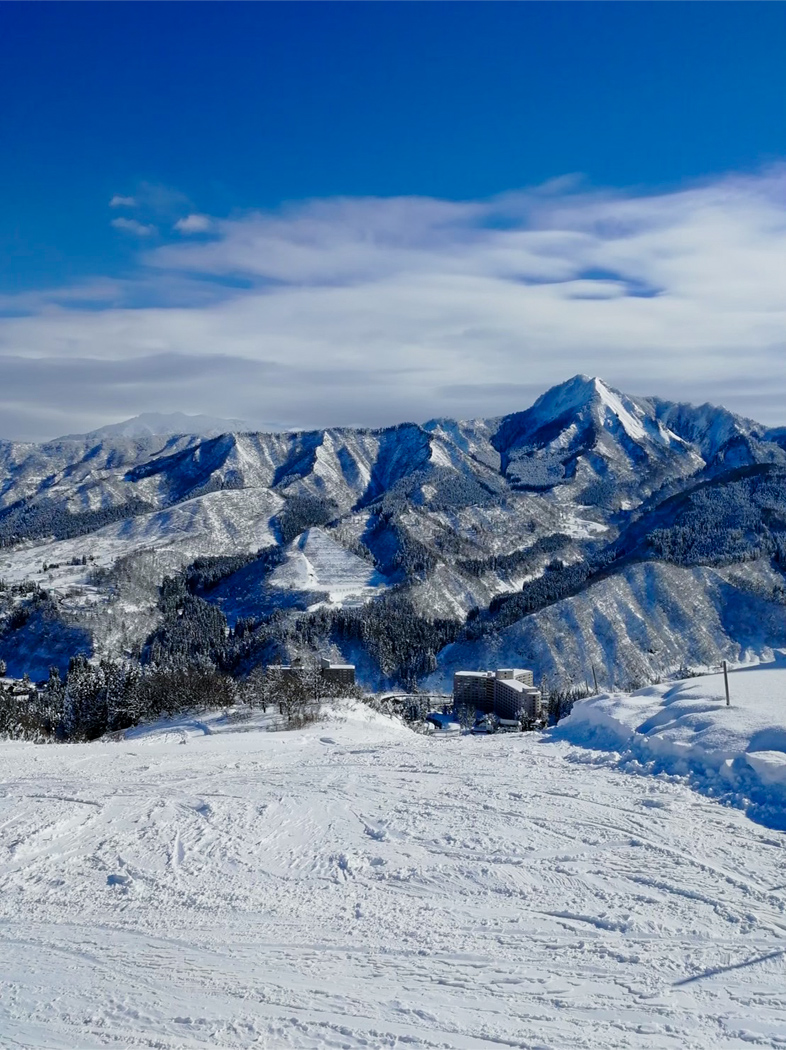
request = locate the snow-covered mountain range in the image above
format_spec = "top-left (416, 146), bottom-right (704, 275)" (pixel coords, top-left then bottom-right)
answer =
top-left (2, 375), bottom-right (786, 687)
top-left (58, 411), bottom-right (251, 442)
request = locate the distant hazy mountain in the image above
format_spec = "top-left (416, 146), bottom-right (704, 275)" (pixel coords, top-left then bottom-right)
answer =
top-left (2, 376), bottom-right (786, 688)
top-left (62, 411), bottom-right (251, 441)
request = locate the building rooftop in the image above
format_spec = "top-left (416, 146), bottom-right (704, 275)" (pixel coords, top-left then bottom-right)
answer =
top-left (494, 678), bottom-right (539, 694)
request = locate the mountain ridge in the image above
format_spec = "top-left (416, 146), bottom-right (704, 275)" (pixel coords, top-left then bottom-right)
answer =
top-left (57, 411), bottom-right (252, 442)
top-left (2, 375), bottom-right (785, 690)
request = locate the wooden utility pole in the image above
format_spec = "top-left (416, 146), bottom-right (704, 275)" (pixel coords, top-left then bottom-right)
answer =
top-left (591, 663), bottom-right (599, 695)
top-left (722, 660), bottom-right (730, 706)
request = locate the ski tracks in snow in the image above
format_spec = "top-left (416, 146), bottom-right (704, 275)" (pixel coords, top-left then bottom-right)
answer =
top-left (0, 721), bottom-right (785, 1047)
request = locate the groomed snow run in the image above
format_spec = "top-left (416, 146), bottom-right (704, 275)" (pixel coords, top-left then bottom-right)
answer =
top-left (2, 701), bottom-right (786, 1048)
top-left (269, 528), bottom-right (387, 606)
top-left (553, 655), bottom-right (786, 831)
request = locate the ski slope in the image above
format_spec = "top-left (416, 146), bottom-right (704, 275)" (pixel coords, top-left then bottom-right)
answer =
top-left (2, 703), bottom-right (786, 1048)
top-left (269, 527), bottom-right (388, 606)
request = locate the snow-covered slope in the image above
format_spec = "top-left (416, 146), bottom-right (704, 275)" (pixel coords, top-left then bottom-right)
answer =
top-left (2, 706), bottom-right (786, 1047)
top-left (553, 656), bottom-right (786, 827)
top-left (269, 527), bottom-right (388, 606)
top-left (642, 396), bottom-right (784, 471)
top-left (428, 559), bottom-right (786, 692)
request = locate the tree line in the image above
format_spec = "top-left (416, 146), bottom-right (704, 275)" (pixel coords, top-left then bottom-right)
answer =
top-left (0, 496), bottom-right (153, 548)
top-left (0, 651), bottom-right (365, 743)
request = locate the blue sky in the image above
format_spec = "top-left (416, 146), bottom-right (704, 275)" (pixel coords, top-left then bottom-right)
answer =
top-left (1, 2), bottom-right (785, 438)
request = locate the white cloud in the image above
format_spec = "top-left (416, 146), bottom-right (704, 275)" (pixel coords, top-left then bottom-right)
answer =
top-left (134, 181), bottom-right (191, 215)
top-left (110, 217), bottom-right (157, 237)
top-left (174, 214), bottom-right (213, 234)
top-left (109, 195), bottom-right (137, 208)
top-left (4, 166), bottom-right (786, 439)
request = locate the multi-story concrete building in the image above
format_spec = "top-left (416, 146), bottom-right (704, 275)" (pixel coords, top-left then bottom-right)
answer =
top-left (453, 670), bottom-right (495, 711)
top-left (320, 656), bottom-right (356, 688)
top-left (453, 667), bottom-right (540, 721)
top-left (493, 676), bottom-right (540, 721)
top-left (267, 656), bottom-right (355, 688)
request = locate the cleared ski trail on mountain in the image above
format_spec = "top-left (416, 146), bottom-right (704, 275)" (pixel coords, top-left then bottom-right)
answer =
top-left (2, 706), bottom-right (785, 1049)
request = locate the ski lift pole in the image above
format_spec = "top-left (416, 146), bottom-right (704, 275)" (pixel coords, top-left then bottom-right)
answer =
top-left (722, 660), bottom-right (730, 706)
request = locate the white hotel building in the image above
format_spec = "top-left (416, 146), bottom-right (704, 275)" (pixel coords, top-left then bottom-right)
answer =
top-left (453, 667), bottom-right (541, 721)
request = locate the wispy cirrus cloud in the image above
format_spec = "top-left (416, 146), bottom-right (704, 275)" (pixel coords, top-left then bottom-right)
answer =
top-left (108, 183), bottom-right (195, 241)
top-left (3, 166), bottom-right (786, 439)
top-left (110, 217), bottom-right (157, 237)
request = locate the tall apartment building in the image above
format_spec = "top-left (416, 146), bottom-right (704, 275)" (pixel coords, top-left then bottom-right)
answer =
top-left (493, 675), bottom-right (540, 720)
top-left (453, 670), bottom-right (496, 711)
top-left (453, 667), bottom-right (540, 720)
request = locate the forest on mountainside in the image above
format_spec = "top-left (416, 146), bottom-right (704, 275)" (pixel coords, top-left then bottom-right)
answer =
top-left (4, 377), bottom-right (786, 725)
top-left (4, 463), bottom-right (786, 707)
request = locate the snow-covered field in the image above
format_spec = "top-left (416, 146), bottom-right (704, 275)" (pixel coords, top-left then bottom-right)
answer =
top-left (3, 695), bottom-right (786, 1049)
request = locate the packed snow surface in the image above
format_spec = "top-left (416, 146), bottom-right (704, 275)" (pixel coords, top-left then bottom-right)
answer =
top-left (554, 657), bottom-right (786, 827)
top-left (2, 701), bottom-right (786, 1048)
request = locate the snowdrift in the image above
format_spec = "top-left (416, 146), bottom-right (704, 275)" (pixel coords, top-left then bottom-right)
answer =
top-left (552, 655), bottom-right (786, 828)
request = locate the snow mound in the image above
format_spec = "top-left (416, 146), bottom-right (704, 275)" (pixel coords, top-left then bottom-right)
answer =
top-left (552, 656), bottom-right (786, 828)
top-left (124, 698), bottom-right (409, 746)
